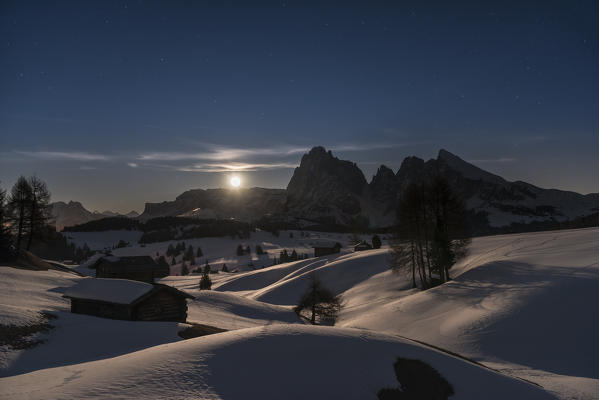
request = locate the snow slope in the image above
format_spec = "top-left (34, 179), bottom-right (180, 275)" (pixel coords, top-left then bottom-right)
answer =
top-left (3, 227), bottom-right (597, 399)
top-left (335, 228), bottom-right (599, 399)
top-left (0, 325), bottom-right (554, 400)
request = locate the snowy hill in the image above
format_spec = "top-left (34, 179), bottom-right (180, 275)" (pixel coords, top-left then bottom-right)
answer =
top-left (2, 228), bottom-right (598, 399)
top-left (0, 324), bottom-right (554, 400)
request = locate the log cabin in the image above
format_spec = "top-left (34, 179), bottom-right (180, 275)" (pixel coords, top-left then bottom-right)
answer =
top-left (63, 278), bottom-right (194, 322)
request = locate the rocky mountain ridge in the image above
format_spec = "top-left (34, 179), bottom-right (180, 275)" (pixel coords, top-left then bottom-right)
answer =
top-left (61, 146), bottom-right (599, 233)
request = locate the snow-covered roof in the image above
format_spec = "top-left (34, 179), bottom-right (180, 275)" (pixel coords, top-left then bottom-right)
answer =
top-left (63, 278), bottom-right (153, 304)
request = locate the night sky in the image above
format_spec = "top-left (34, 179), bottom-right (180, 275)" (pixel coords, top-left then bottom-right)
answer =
top-left (1, 1), bottom-right (598, 213)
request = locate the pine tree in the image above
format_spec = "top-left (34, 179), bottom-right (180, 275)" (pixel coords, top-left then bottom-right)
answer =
top-left (181, 262), bottom-right (189, 276)
top-left (245, 245), bottom-right (251, 254)
top-left (203, 259), bottom-right (211, 274)
top-left (184, 245), bottom-right (195, 265)
top-left (280, 249), bottom-right (289, 263)
top-left (166, 244), bottom-right (175, 257)
top-left (171, 256), bottom-right (177, 266)
top-left (196, 246), bottom-right (203, 257)
top-left (0, 182), bottom-right (15, 260)
top-left (372, 234), bottom-right (382, 249)
top-left (291, 249), bottom-right (298, 261)
top-left (255, 244), bottom-right (264, 255)
top-left (236, 244), bottom-right (244, 256)
top-left (199, 271), bottom-right (212, 290)
top-left (221, 263), bottom-right (228, 272)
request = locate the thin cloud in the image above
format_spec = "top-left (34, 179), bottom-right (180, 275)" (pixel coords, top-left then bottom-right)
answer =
top-left (127, 163), bottom-right (138, 168)
top-left (177, 162), bottom-right (298, 173)
top-left (15, 150), bottom-right (111, 161)
top-left (138, 144), bottom-right (308, 162)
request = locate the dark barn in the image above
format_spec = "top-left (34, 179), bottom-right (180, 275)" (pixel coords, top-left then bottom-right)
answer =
top-left (312, 241), bottom-right (342, 257)
top-left (63, 278), bottom-right (194, 322)
top-left (91, 255), bottom-right (170, 283)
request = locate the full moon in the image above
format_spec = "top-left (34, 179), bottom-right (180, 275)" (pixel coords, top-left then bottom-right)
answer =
top-left (230, 176), bottom-right (241, 188)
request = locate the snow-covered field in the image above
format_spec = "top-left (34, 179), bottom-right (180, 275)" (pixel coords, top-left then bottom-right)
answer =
top-left (2, 227), bottom-right (598, 399)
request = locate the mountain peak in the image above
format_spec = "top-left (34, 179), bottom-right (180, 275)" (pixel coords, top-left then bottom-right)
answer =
top-left (436, 149), bottom-right (505, 184)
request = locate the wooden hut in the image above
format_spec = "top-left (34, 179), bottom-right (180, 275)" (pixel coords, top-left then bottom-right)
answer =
top-left (91, 255), bottom-right (169, 283)
top-left (312, 240), bottom-right (342, 257)
top-left (63, 278), bottom-right (194, 322)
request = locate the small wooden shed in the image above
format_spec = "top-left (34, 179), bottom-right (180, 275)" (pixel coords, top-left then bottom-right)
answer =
top-left (91, 255), bottom-right (169, 283)
top-left (353, 241), bottom-right (373, 252)
top-left (63, 278), bottom-right (194, 322)
top-left (312, 241), bottom-right (342, 257)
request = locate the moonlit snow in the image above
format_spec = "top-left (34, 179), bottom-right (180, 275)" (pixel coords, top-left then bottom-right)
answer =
top-left (1, 227), bottom-right (598, 399)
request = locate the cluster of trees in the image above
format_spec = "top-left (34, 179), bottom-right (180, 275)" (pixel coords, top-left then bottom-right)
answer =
top-left (391, 177), bottom-right (471, 290)
top-left (138, 218), bottom-right (251, 243)
top-left (278, 249), bottom-right (309, 263)
top-left (0, 177), bottom-right (53, 260)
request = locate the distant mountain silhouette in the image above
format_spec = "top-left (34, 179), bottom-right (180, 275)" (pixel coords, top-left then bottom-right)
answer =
top-left (50, 201), bottom-right (139, 231)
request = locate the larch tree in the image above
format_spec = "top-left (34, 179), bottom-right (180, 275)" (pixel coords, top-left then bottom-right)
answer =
top-left (8, 176), bottom-right (32, 251)
top-left (25, 176), bottom-right (52, 250)
top-left (294, 274), bottom-right (342, 325)
top-left (391, 178), bottom-right (470, 290)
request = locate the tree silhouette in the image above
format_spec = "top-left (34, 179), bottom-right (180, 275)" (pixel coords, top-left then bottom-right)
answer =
top-left (294, 274), bottom-right (342, 325)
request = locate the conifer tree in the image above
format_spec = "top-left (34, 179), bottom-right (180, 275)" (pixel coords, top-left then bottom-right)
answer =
top-left (236, 244), bottom-right (244, 256)
top-left (372, 234), bottom-right (382, 249)
top-left (199, 271), bottom-right (212, 290)
top-left (0, 183), bottom-right (14, 260)
top-left (25, 176), bottom-right (51, 250)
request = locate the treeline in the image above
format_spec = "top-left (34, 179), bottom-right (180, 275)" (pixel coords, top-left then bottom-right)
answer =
top-left (139, 218), bottom-right (251, 243)
top-left (63, 215), bottom-right (252, 243)
top-left (63, 217), bottom-right (140, 232)
top-left (474, 211), bottom-right (599, 236)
